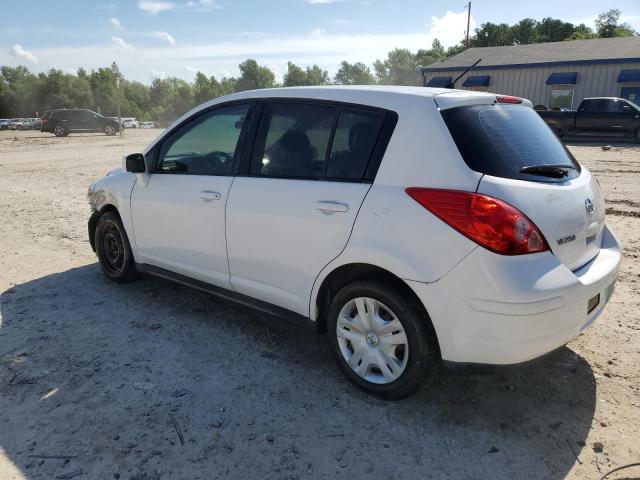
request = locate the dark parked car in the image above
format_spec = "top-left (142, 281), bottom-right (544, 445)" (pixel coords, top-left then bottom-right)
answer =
top-left (539, 97), bottom-right (640, 140)
top-left (41, 109), bottom-right (120, 137)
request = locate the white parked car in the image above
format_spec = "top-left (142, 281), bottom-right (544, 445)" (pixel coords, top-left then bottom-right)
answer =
top-left (88, 86), bottom-right (621, 399)
top-left (122, 118), bottom-right (139, 129)
top-left (139, 121), bottom-right (155, 129)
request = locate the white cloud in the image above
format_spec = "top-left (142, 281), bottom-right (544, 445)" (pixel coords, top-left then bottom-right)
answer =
top-left (307, 0), bottom-right (346, 3)
top-left (9, 44), bottom-right (38, 64)
top-left (310, 28), bottom-right (325, 36)
top-left (110, 17), bottom-right (123, 30)
top-left (151, 69), bottom-right (167, 79)
top-left (187, 0), bottom-right (219, 11)
top-left (137, 0), bottom-right (175, 14)
top-left (151, 30), bottom-right (177, 45)
top-left (427, 10), bottom-right (475, 47)
top-left (1, 12), bottom-right (474, 83)
top-left (112, 36), bottom-right (135, 52)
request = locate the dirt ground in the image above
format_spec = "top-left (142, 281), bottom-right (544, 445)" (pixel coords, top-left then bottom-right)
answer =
top-left (0, 129), bottom-right (638, 480)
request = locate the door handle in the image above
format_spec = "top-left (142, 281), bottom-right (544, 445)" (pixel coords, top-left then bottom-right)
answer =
top-left (316, 201), bottom-right (349, 215)
top-left (200, 190), bottom-right (222, 202)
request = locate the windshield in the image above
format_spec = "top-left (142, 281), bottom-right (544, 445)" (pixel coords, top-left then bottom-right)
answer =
top-left (441, 104), bottom-right (581, 183)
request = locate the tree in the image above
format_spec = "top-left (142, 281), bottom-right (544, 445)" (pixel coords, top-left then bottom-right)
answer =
top-left (511, 18), bottom-right (538, 44)
top-left (193, 71), bottom-right (221, 104)
top-left (373, 48), bottom-right (421, 86)
top-left (304, 65), bottom-right (329, 86)
top-left (236, 59), bottom-right (275, 91)
top-left (88, 68), bottom-right (119, 116)
top-left (536, 17), bottom-right (575, 43)
top-left (595, 9), bottom-right (636, 38)
top-left (283, 62), bottom-right (329, 86)
top-left (283, 62), bottom-right (306, 87)
top-left (471, 22), bottom-right (513, 47)
top-left (429, 39), bottom-right (446, 61)
top-left (571, 23), bottom-right (597, 40)
top-left (334, 61), bottom-right (375, 85)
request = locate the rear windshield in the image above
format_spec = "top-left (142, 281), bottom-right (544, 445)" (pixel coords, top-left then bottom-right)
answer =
top-left (441, 104), bottom-right (580, 182)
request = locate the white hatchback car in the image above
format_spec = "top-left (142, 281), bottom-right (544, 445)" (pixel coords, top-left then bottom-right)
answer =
top-left (88, 86), bottom-right (621, 399)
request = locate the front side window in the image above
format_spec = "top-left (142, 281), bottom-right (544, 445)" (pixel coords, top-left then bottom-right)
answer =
top-left (157, 104), bottom-right (249, 175)
top-left (250, 103), bottom-right (335, 178)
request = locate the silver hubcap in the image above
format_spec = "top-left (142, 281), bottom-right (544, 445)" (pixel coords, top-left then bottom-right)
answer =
top-left (54, 126), bottom-right (64, 135)
top-left (336, 297), bottom-right (409, 385)
top-left (106, 126), bottom-right (115, 135)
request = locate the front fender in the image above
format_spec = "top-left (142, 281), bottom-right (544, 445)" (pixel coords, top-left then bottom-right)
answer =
top-left (87, 171), bottom-right (138, 252)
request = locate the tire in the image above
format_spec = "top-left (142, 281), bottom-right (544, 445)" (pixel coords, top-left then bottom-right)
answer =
top-left (105, 124), bottom-right (117, 136)
top-left (53, 125), bottom-right (67, 137)
top-left (326, 281), bottom-right (438, 400)
top-left (95, 211), bottom-right (138, 282)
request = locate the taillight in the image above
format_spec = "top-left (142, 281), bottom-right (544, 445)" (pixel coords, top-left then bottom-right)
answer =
top-left (496, 95), bottom-right (522, 104)
top-left (405, 188), bottom-right (549, 255)
top-left (41, 117), bottom-right (48, 123)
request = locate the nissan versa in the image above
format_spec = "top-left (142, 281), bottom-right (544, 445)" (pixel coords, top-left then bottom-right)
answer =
top-left (87, 86), bottom-right (621, 399)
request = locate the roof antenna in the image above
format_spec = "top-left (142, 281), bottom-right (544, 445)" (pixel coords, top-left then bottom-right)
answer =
top-left (445, 58), bottom-right (482, 89)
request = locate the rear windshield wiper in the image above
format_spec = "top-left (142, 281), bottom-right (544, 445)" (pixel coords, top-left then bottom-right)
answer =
top-left (519, 164), bottom-right (576, 178)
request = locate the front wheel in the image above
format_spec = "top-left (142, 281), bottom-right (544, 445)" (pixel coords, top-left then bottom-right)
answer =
top-left (95, 211), bottom-right (138, 282)
top-left (326, 281), bottom-right (439, 400)
top-left (105, 125), bottom-right (117, 136)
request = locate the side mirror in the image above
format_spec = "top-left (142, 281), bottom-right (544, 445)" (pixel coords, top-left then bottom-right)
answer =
top-left (621, 105), bottom-right (632, 113)
top-left (125, 153), bottom-right (146, 173)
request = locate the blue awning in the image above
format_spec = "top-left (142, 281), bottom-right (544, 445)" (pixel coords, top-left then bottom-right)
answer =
top-left (427, 76), bottom-right (452, 87)
top-left (463, 75), bottom-right (490, 87)
top-left (546, 72), bottom-right (578, 85)
top-left (618, 69), bottom-right (640, 82)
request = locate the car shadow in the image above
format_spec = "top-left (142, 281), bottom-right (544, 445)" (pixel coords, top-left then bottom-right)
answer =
top-left (0, 265), bottom-right (596, 479)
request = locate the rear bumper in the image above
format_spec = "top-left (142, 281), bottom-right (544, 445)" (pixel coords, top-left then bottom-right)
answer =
top-left (407, 223), bottom-right (621, 365)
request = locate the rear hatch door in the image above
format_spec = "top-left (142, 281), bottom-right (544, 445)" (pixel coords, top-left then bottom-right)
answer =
top-left (440, 99), bottom-right (605, 271)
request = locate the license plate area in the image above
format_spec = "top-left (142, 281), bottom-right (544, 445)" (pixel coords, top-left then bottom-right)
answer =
top-left (587, 293), bottom-right (600, 314)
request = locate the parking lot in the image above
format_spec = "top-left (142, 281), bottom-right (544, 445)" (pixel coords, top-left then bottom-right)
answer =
top-left (0, 129), bottom-right (639, 479)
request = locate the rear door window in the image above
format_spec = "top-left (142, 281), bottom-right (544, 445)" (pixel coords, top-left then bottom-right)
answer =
top-left (250, 103), bottom-right (336, 178)
top-left (441, 104), bottom-right (580, 183)
top-left (326, 109), bottom-right (385, 180)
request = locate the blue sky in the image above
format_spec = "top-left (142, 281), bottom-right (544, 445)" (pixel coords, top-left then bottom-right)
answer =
top-left (1, 0), bottom-right (639, 83)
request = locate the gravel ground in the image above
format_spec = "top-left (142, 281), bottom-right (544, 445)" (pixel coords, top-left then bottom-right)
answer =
top-left (0, 129), bottom-right (638, 480)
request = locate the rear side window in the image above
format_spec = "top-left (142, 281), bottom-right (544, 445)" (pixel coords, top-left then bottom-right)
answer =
top-left (441, 104), bottom-right (580, 182)
top-left (326, 109), bottom-right (385, 180)
top-left (250, 102), bottom-right (389, 181)
top-left (251, 103), bottom-right (336, 178)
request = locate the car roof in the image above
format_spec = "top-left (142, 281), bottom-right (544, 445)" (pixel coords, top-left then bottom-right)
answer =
top-left (221, 85), bottom-right (492, 102)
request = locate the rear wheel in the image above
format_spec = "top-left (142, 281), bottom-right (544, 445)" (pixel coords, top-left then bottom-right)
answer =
top-left (53, 125), bottom-right (67, 137)
top-left (95, 211), bottom-right (138, 282)
top-left (105, 125), bottom-right (117, 136)
top-left (326, 281), bottom-right (438, 400)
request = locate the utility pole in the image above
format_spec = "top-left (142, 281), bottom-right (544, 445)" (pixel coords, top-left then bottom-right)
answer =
top-left (111, 61), bottom-right (123, 137)
top-left (465, 2), bottom-right (472, 49)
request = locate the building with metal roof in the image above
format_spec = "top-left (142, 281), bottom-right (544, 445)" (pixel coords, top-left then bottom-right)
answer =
top-left (420, 36), bottom-right (640, 109)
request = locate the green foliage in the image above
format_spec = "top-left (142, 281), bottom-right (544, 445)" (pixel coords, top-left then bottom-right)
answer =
top-left (595, 9), bottom-right (636, 38)
top-left (374, 48), bottom-right (422, 86)
top-left (283, 62), bottom-right (330, 86)
top-left (334, 61), bottom-right (375, 85)
top-left (236, 59), bottom-right (275, 91)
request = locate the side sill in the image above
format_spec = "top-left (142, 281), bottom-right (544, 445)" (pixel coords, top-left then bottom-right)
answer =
top-left (135, 263), bottom-right (318, 332)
